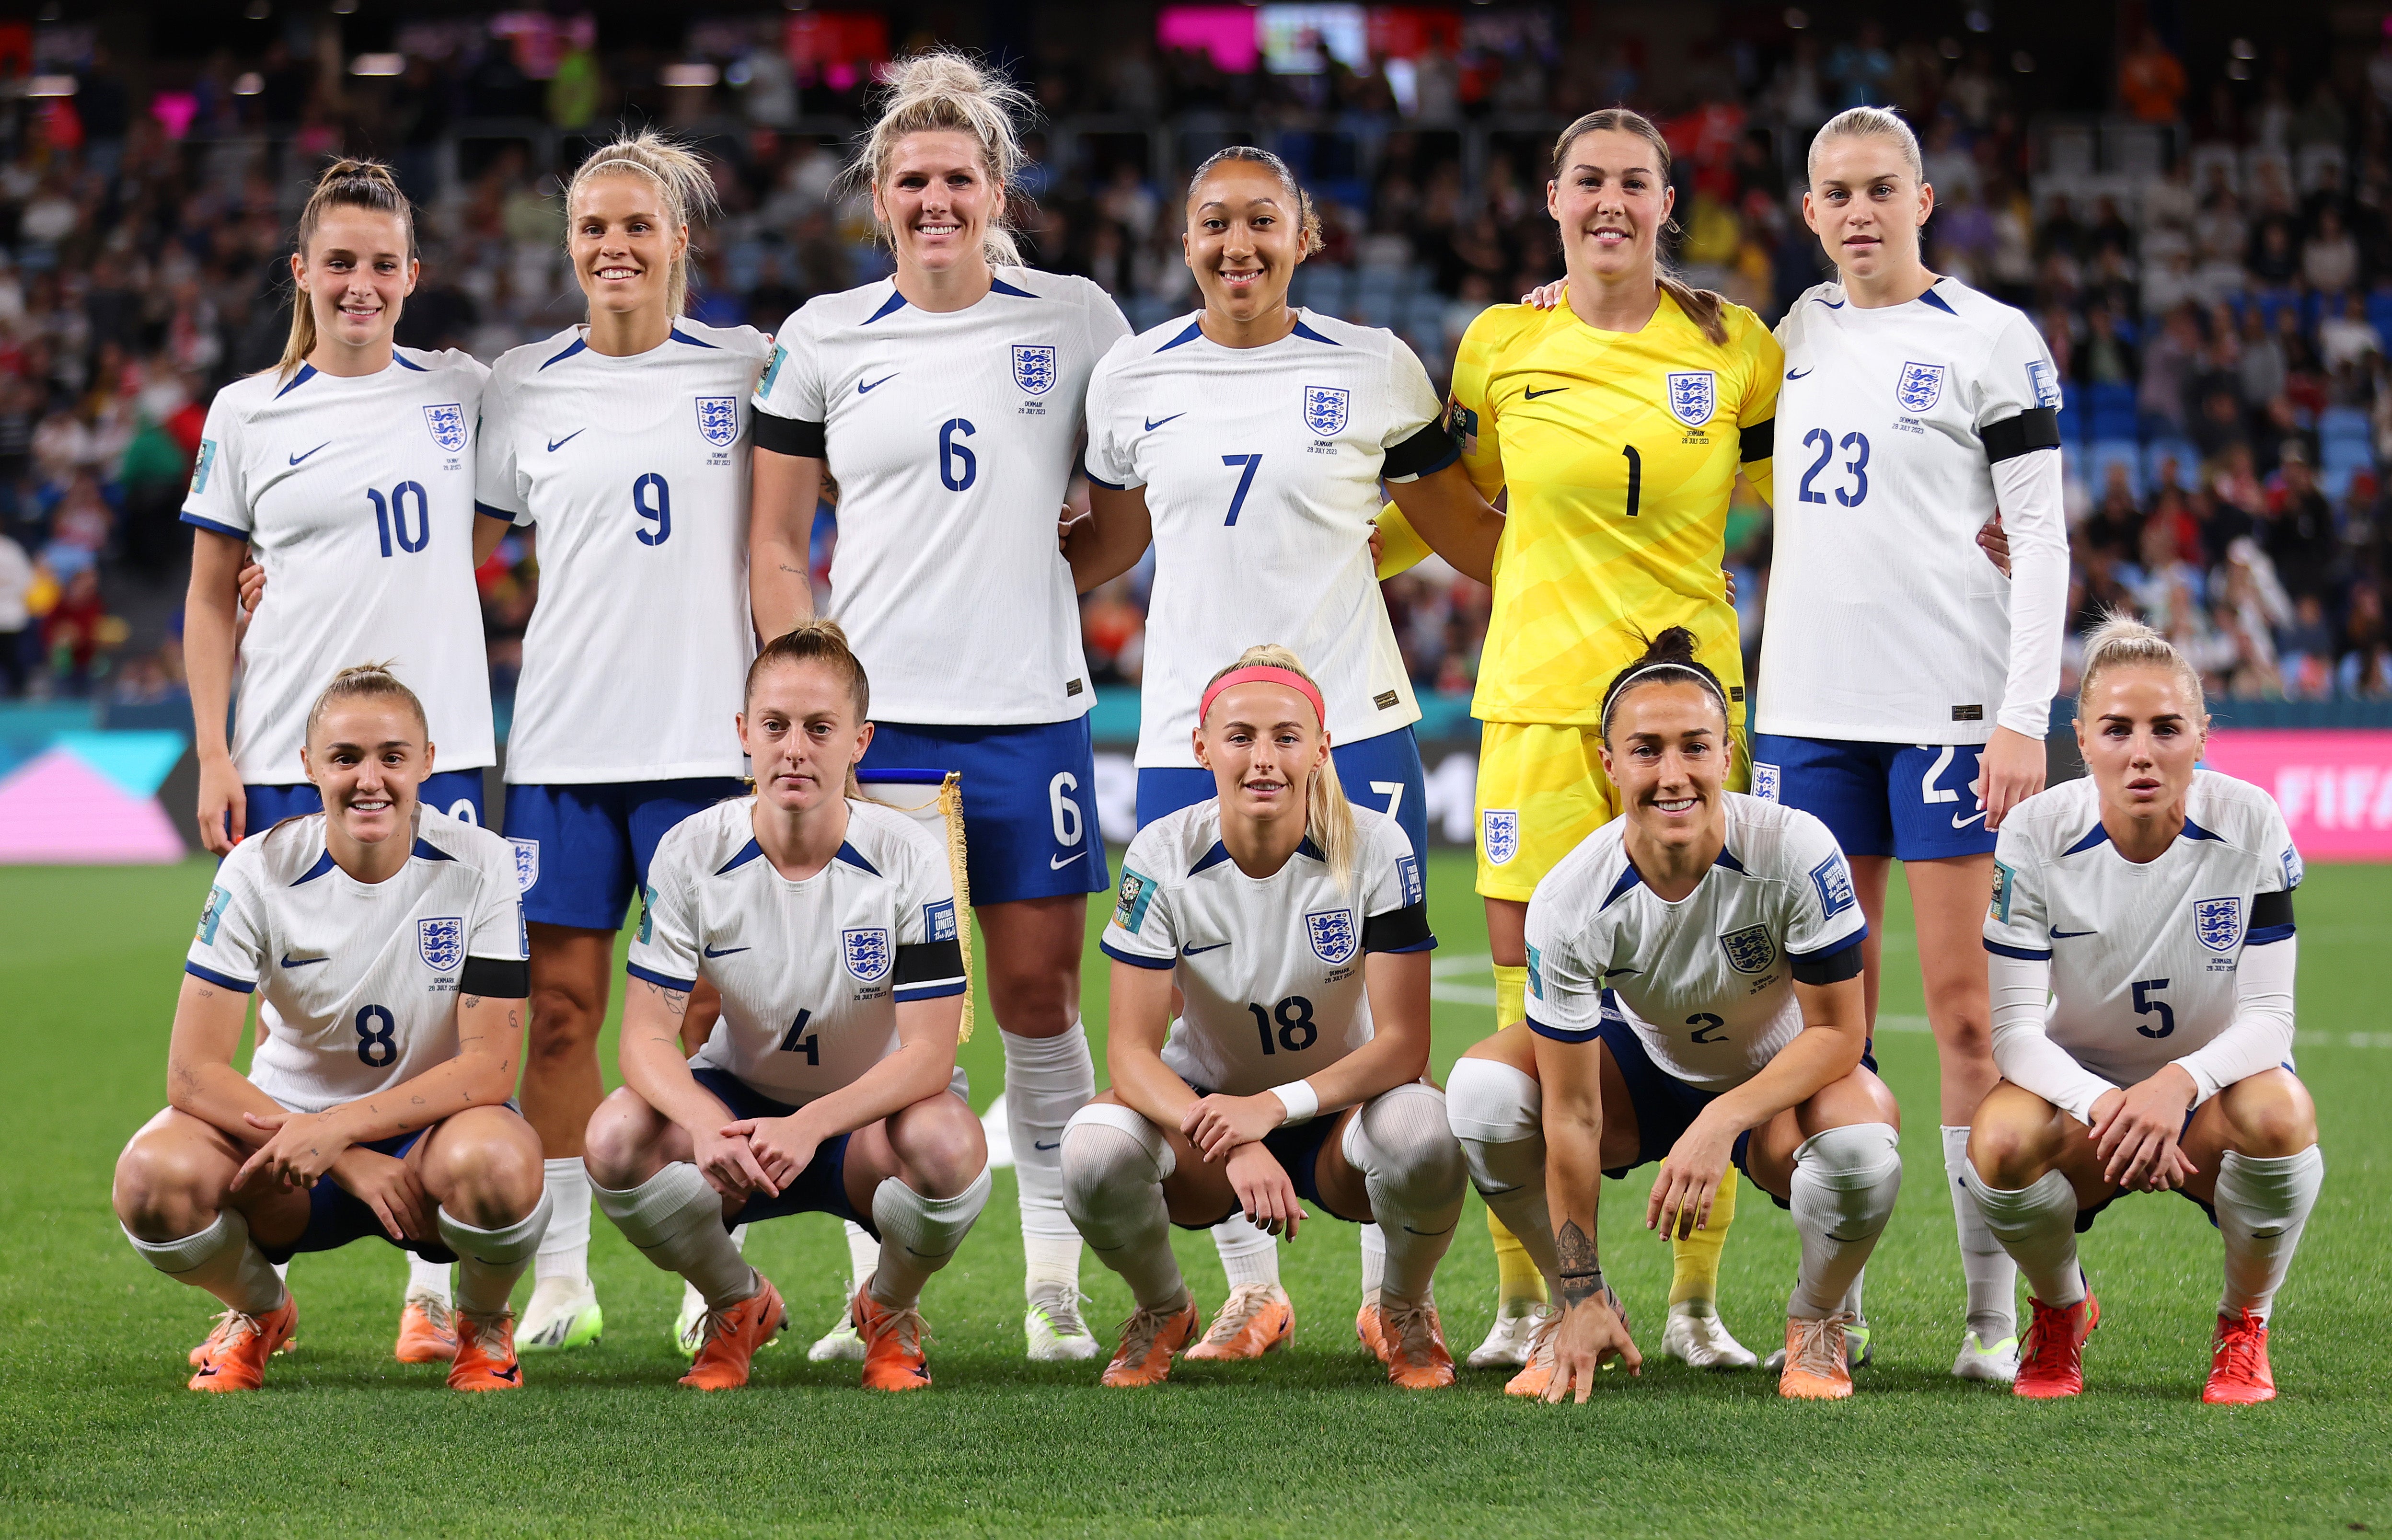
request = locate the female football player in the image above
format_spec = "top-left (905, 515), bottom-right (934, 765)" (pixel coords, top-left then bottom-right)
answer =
top-left (584, 621), bottom-right (986, 1392)
top-left (1444, 629), bottom-right (1902, 1402)
top-left (1382, 109), bottom-right (1783, 1371)
top-left (1966, 617), bottom-right (2320, 1404)
top-left (477, 132), bottom-right (774, 1351)
top-left (113, 666), bottom-right (544, 1393)
top-left (1061, 647), bottom-right (1464, 1390)
top-left (1063, 147), bottom-right (1502, 1358)
top-left (1749, 106), bottom-right (2071, 1382)
top-left (748, 52), bottom-right (1126, 1363)
top-left (179, 157), bottom-right (499, 1359)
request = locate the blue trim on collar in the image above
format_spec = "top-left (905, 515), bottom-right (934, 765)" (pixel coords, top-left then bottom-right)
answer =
top-left (1296, 836), bottom-right (1326, 861)
top-left (275, 363), bottom-right (318, 397)
top-left (292, 849), bottom-right (338, 885)
top-left (863, 290), bottom-right (909, 325)
top-left (834, 841), bottom-right (880, 876)
top-left (1157, 317), bottom-right (1205, 351)
top-left (392, 352), bottom-right (429, 371)
top-left (1918, 284), bottom-right (1958, 315)
top-left (540, 337), bottom-right (587, 370)
top-left (1811, 295), bottom-right (1847, 309)
top-left (1190, 840), bottom-right (1234, 876)
top-left (2062, 823), bottom-right (2112, 857)
top-left (1600, 864), bottom-right (1643, 910)
top-left (716, 839), bottom-right (765, 875)
top-left (1290, 319), bottom-right (1340, 345)
top-left (1713, 846), bottom-right (1747, 874)
top-left (668, 325), bottom-right (718, 349)
top-left (2180, 817), bottom-right (2225, 842)
top-left (988, 276), bottom-right (1037, 298)
top-left (410, 837), bottom-right (455, 862)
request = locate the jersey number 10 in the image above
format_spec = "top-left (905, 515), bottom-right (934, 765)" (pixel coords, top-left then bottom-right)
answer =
top-left (369, 483), bottom-right (431, 557)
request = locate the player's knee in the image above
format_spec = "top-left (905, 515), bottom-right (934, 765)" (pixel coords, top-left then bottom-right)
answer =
top-left (441, 1123), bottom-right (546, 1226)
top-left (888, 1096), bottom-right (988, 1199)
top-left (581, 1090), bottom-right (661, 1189)
top-left (1966, 1112), bottom-right (2045, 1189)
top-left (2223, 1071), bottom-right (2318, 1157)
top-left (986, 970), bottom-right (1074, 1036)
top-left (111, 1135), bottom-right (213, 1237)
top-left (526, 982), bottom-right (605, 1053)
top-left (1060, 1103), bottom-right (1169, 1217)
top-left (1446, 1056), bottom-right (1541, 1149)
top-left (1351, 1084), bottom-right (1466, 1207)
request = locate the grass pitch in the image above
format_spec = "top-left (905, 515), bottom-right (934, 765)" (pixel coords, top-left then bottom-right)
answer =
top-left (2, 852), bottom-right (2387, 1538)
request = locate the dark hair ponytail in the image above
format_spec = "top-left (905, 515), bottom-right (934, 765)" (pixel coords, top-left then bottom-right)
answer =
top-left (1549, 107), bottom-right (1730, 345)
top-left (278, 158), bottom-right (416, 380)
top-left (1598, 626), bottom-right (1732, 741)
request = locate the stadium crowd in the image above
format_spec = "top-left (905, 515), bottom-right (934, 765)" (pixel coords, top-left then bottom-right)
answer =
top-left (1, 11), bottom-right (2389, 707)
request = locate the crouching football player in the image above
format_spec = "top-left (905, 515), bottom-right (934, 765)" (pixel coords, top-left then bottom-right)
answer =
top-left (113, 666), bottom-right (546, 1393)
top-left (1966, 617), bottom-right (2322, 1404)
top-left (584, 622), bottom-right (988, 1392)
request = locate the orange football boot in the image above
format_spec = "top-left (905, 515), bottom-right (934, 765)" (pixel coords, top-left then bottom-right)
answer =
top-left (853, 1287), bottom-right (935, 1392)
top-left (1100, 1299), bottom-right (1201, 1387)
top-left (679, 1274), bottom-right (786, 1391)
top-left (2203, 1309), bottom-right (2276, 1405)
top-left (2014, 1289), bottom-right (2102, 1400)
top-left (1778, 1313), bottom-right (1856, 1400)
top-left (187, 1296), bottom-right (299, 1393)
top-left (1371, 1299), bottom-right (1457, 1389)
top-left (395, 1295), bottom-right (459, 1364)
top-left (1186, 1283), bottom-right (1294, 1361)
top-left (447, 1310), bottom-right (524, 1391)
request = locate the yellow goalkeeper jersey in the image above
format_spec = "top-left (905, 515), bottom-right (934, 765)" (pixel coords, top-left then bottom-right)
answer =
top-left (1451, 289), bottom-right (1781, 725)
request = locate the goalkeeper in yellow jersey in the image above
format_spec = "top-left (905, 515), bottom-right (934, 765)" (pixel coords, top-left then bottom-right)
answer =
top-left (1385, 107), bottom-right (1780, 1371)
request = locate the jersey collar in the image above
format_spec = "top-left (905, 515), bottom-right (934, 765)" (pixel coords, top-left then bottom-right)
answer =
top-left (1601, 844), bottom-right (1744, 909)
top-left (2062, 815), bottom-right (2224, 857)
top-left (1189, 835), bottom-right (1324, 876)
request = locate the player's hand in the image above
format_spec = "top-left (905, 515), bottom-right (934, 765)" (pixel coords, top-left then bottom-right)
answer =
top-left (723, 1114), bottom-right (819, 1195)
top-left (1977, 514), bottom-right (2012, 576)
top-left (1225, 1141), bottom-right (1304, 1239)
top-left (690, 1121), bottom-right (778, 1198)
top-left (1648, 1108), bottom-right (1737, 1240)
top-left (1368, 523), bottom-right (1386, 565)
top-left (196, 753), bottom-right (246, 854)
top-left (236, 556), bottom-right (267, 614)
top-left (1520, 278), bottom-right (1568, 310)
top-left (235, 1108), bottom-right (357, 1193)
top-left (1546, 1294), bottom-right (1641, 1402)
top-left (2090, 1071), bottom-right (2199, 1191)
top-left (1977, 725), bottom-right (2047, 831)
top-left (1722, 566), bottom-right (1738, 603)
top-left (1181, 1092), bottom-right (1282, 1161)
top-left (323, 1146), bottom-right (433, 1243)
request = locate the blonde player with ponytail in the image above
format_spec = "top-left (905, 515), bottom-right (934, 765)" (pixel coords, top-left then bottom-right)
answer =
top-left (1062, 647), bottom-right (1467, 1390)
top-left (475, 132), bottom-right (775, 1351)
top-left (178, 157), bottom-right (500, 1364)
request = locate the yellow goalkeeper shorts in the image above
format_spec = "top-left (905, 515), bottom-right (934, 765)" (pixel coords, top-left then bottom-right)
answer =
top-left (1474, 720), bottom-right (1748, 901)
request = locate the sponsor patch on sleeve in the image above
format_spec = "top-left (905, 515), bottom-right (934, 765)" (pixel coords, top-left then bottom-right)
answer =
top-left (2282, 845), bottom-right (2303, 891)
top-left (1112, 868), bottom-right (1156, 934)
top-left (2026, 358), bottom-right (2062, 410)
top-left (190, 439), bottom-right (218, 495)
top-left (1810, 853), bottom-right (1856, 919)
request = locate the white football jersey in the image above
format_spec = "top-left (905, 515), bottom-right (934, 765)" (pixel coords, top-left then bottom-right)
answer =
top-left (1524, 794), bottom-right (1868, 1090)
top-left (181, 351), bottom-right (495, 785)
top-left (1983, 770), bottom-right (2301, 1093)
top-left (184, 807), bottom-right (529, 1115)
top-left (753, 269), bottom-right (1128, 725)
top-left (478, 322), bottom-right (773, 783)
top-left (1758, 277), bottom-right (2063, 743)
top-left (1098, 801), bottom-right (1433, 1098)
top-left (628, 797), bottom-right (967, 1104)
top-left (1083, 310), bottom-right (1449, 768)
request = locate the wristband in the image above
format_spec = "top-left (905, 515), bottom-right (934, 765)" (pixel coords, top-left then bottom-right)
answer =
top-left (1270, 1080), bottom-right (1318, 1126)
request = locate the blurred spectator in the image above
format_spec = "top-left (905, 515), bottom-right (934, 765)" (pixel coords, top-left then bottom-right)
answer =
top-left (0, 527), bottom-right (27, 697)
top-left (2118, 29), bottom-right (2187, 124)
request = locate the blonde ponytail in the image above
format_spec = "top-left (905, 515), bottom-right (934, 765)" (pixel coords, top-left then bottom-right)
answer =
top-left (846, 49), bottom-right (1032, 267)
top-left (1206, 644), bottom-right (1358, 891)
top-left (1549, 107), bottom-right (1731, 346)
top-left (277, 157), bottom-right (416, 381)
top-left (2077, 611), bottom-right (2208, 719)
top-left (566, 130), bottom-right (720, 320)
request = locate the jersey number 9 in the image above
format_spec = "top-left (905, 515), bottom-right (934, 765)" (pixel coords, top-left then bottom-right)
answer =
top-left (633, 473), bottom-right (671, 546)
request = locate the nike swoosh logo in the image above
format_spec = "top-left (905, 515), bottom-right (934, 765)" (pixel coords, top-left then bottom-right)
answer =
top-left (1602, 966), bottom-right (1641, 978)
top-left (2049, 927), bottom-right (2097, 939)
top-left (1032, 1140), bottom-right (1061, 1151)
top-left (1786, 368), bottom-right (1813, 379)
top-left (1049, 853), bottom-right (1083, 870)
top-left (1182, 942), bottom-right (1229, 955)
top-left (494, 1365), bottom-right (520, 1382)
top-left (703, 944), bottom-right (750, 958)
top-left (1144, 413), bottom-right (1185, 431)
top-left (858, 373), bottom-right (897, 394)
top-left (1951, 810), bottom-right (1988, 829)
top-left (1814, 297), bottom-right (1847, 309)
top-left (280, 953), bottom-right (330, 967)
top-left (288, 442), bottom-right (330, 465)
top-left (547, 430), bottom-right (585, 452)
top-left (1523, 385), bottom-right (1565, 399)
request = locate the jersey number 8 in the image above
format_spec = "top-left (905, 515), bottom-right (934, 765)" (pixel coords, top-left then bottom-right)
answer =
top-left (1247, 995), bottom-right (1317, 1056)
top-left (355, 1003), bottom-right (398, 1067)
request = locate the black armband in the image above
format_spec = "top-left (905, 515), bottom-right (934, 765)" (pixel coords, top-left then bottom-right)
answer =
top-left (893, 938), bottom-right (965, 986)
top-left (459, 956), bottom-right (530, 998)
top-left (1981, 407), bottom-right (2061, 464)
top-left (1362, 900), bottom-right (1435, 954)
top-left (2247, 888), bottom-right (2296, 944)
top-left (1381, 419), bottom-right (1460, 481)
top-left (1739, 418), bottom-right (1774, 464)
top-left (753, 411), bottom-right (827, 459)
top-left (1789, 938), bottom-right (1864, 986)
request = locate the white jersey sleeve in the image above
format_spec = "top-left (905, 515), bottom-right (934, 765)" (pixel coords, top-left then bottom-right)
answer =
top-left (1376, 336), bottom-right (1445, 480)
top-left (182, 393), bottom-right (254, 537)
top-left (187, 849), bottom-right (270, 991)
top-left (1521, 875), bottom-right (1610, 1044)
top-left (628, 831), bottom-right (706, 992)
top-left (474, 361), bottom-right (529, 522)
top-left (1778, 812), bottom-right (1869, 964)
top-left (1098, 822), bottom-right (1184, 967)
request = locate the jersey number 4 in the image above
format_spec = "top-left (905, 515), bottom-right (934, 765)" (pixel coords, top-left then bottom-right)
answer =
top-left (779, 1008), bottom-right (820, 1064)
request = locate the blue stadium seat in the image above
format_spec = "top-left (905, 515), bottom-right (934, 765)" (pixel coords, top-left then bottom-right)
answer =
top-left (2369, 292), bottom-right (2392, 346)
top-left (2320, 406), bottom-right (2371, 448)
top-left (2322, 461), bottom-right (2358, 501)
top-left (2087, 438), bottom-right (2143, 500)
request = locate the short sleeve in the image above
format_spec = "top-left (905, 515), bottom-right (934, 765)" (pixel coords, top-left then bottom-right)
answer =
top-left (179, 395), bottom-right (250, 539)
top-left (467, 863), bottom-right (527, 964)
top-left (753, 305), bottom-right (827, 424)
top-left (2254, 797), bottom-right (2302, 897)
top-left (1080, 349), bottom-right (1142, 491)
top-left (1975, 310), bottom-right (2065, 461)
top-left (1522, 896), bottom-right (1606, 1043)
top-left (185, 862), bottom-right (265, 993)
top-left (1098, 836), bottom-right (1177, 968)
top-left (1734, 310), bottom-right (1782, 504)
top-left (1378, 336), bottom-right (1455, 483)
top-left (1447, 311), bottom-right (1505, 501)
top-left (625, 849), bottom-right (702, 992)
top-left (891, 830), bottom-right (966, 1002)
top-left (473, 374), bottom-right (529, 524)
top-left (1359, 822), bottom-right (1434, 953)
top-left (1983, 824), bottom-right (2052, 961)
top-left (1781, 814), bottom-right (1869, 963)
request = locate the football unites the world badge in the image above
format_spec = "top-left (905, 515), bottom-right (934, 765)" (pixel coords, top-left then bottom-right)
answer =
top-left (695, 395), bottom-right (740, 447)
top-left (422, 402), bottom-right (469, 452)
top-left (1011, 344), bottom-right (1058, 396)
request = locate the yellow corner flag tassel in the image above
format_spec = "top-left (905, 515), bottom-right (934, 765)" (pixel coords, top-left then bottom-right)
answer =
top-left (1668, 1167), bottom-right (1740, 1306)
top-left (1486, 962), bottom-right (1547, 1306)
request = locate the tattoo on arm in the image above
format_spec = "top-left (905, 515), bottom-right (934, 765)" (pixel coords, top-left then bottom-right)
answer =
top-left (1554, 1219), bottom-right (1604, 1309)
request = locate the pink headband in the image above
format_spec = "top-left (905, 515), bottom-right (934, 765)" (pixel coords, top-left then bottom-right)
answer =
top-left (1199, 666), bottom-right (1326, 729)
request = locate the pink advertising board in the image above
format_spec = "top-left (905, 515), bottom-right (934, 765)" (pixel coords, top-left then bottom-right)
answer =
top-left (2198, 729), bottom-right (2392, 861)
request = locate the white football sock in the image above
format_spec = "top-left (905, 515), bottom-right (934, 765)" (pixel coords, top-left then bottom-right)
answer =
top-left (1787, 1123), bottom-right (1902, 1318)
top-left (438, 1192), bottom-right (553, 1317)
top-left (123, 1209), bottom-right (285, 1314)
top-left (1964, 1167), bottom-right (2084, 1307)
top-left (1002, 1023), bottom-right (1095, 1296)
top-left (1446, 1057), bottom-right (1559, 1284)
top-left (1060, 1103), bottom-right (1188, 1310)
top-left (841, 1220), bottom-right (876, 1292)
top-left (534, 1157), bottom-right (592, 1286)
top-left (1358, 1224), bottom-right (1386, 1301)
top-left (1344, 1082), bottom-right (1466, 1306)
top-left (272, 1261), bottom-right (290, 1283)
top-left (2213, 1146), bottom-right (2323, 1322)
top-left (592, 1163), bottom-right (753, 1310)
top-left (868, 1168), bottom-right (994, 1308)
top-left (1943, 1125), bottom-right (2017, 1340)
top-left (405, 1253), bottom-right (453, 1306)
top-left (1212, 1214), bottom-right (1282, 1290)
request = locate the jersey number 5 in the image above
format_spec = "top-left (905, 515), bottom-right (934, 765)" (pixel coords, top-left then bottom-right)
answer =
top-left (2131, 978), bottom-right (2174, 1039)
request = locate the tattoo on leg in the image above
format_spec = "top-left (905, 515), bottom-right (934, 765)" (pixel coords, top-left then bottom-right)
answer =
top-left (1555, 1219), bottom-right (1604, 1309)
